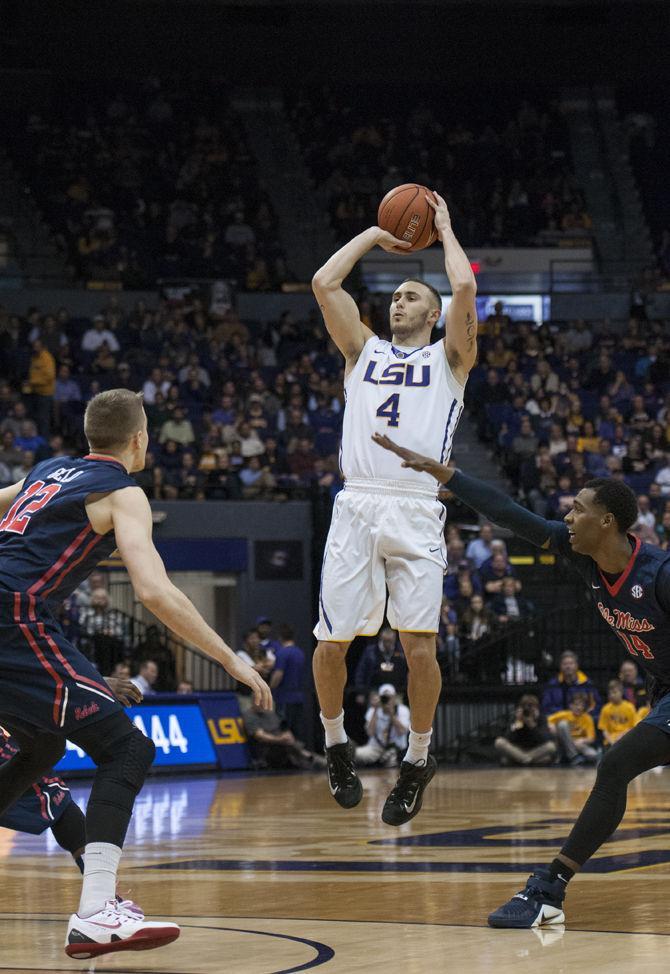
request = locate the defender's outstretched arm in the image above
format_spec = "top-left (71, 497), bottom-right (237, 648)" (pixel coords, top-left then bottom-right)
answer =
top-left (372, 433), bottom-right (552, 549)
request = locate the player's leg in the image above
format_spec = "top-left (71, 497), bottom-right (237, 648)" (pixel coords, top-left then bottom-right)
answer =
top-left (488, 721), bottom-right (670, 928)
top-left (64, 710), bottom-right (179, 957)
top-left (0, 718), bottom-right (66, 817)
top-left (398, 632), bottom-right (441, 762)
top-left (379, 630), bottom-right (439, 826)
top-left (312, 490), bottom-right (386, 809)
top-left (50, 801), bottom-right (87, 872)
top-left (381, 497), bottom-right (444, 825)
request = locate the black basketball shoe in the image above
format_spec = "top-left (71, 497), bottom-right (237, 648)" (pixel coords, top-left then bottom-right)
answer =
top-left (381, 754), bottom-right (437, 826)
top-left (325, 739), bottom-right (363, 809)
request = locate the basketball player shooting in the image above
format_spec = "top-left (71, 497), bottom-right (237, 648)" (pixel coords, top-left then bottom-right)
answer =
top-left (375, 433), bottom-right (670, 927)
top-left (311, 192), bottom-right (477, 825)
top-left (0, 389), bottom-right (272, 959)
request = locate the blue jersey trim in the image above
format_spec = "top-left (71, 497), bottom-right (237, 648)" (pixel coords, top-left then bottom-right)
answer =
top-left (390, 344), bottom-right (429, 360)
top-left (440, 399), bottom-right (458, 463)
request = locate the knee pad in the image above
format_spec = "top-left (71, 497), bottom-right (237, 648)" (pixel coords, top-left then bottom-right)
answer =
top-left (119, 728), bottom-right (156, 790)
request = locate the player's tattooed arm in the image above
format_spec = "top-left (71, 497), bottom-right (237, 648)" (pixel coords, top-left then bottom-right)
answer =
top-left (426, 192), bottom-right (477, 380)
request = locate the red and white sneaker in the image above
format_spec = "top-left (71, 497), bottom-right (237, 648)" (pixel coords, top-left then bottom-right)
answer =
top-left (115, 896), bottom-right (145, 919)
top-left (65, 899), bottom-right (179, 959)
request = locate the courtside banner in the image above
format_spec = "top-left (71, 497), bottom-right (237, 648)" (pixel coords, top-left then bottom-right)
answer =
top-left (56, 703), bottom-right (217, 772)
top-left (197, 693), bottom-right (250, 770)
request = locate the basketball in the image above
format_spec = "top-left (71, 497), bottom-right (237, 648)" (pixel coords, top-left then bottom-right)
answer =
top-left (377, 183), bottom-right (438, 251)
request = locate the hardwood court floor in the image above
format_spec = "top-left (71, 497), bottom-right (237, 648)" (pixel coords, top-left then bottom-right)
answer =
top-left (2, 765), bottom-right (670, 973)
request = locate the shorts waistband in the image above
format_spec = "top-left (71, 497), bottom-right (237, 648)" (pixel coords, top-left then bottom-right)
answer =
top-left (344, 477), bottom-right (437, 498)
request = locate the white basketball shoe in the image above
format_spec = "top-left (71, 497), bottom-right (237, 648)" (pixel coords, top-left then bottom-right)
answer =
top-left (65, 899), bottom-right (180, 958)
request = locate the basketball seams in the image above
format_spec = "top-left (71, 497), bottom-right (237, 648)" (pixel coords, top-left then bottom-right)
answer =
top-left (377, 183), bottom-right (435, 251)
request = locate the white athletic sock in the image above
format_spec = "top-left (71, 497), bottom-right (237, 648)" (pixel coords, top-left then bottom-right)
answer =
top-left (320, 711), bottom-right (347, 747)
top-left (404, 728), bottom-right (433, 765)
top-left (78, 842), bottom-right (122, 917)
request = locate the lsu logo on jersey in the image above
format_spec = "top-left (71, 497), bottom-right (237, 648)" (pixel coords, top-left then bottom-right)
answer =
top-left (362, 361), bottom-right (430, 387)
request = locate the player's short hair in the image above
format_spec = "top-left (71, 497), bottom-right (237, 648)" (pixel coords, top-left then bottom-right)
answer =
top-left (584, 478), bottom-right (639, 533)
top-left (84, 389), bottom-right (145, 452)
top-left (399, 278), bottom-right (442, 313)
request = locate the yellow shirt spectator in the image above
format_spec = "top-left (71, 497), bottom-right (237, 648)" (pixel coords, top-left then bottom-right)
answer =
top-left (28, 346), bottom-right (56, 396)
top-left (635, 705), bottom-right (650, 724)
top-left (598, 701), bottom-right (637, 742)
top-left (548, 710), bottom-right (595, 740)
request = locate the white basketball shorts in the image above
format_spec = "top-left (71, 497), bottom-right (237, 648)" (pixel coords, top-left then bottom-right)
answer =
top-left (313, 479), bottom-right (447, 642)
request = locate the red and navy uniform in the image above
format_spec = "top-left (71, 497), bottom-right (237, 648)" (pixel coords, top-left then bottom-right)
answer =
top-left (0, 454), bottom-right (136, 735)
top-left (547, 524), bottom-right (670, 719)
top-left (0, 728), bottom-right (72, 835)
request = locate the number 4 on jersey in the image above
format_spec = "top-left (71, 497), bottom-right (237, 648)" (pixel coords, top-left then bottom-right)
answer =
top-left (376, 393), bottom-right (400, 428)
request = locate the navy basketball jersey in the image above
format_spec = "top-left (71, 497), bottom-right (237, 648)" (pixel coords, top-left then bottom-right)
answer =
top-left (0, 454), bottom-right (136, 605)
top-left (550, 526), bottom-right (670, 682)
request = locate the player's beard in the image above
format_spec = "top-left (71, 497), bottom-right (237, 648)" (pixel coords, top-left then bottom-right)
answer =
top-left (390, 311), bottom-right (430, 345)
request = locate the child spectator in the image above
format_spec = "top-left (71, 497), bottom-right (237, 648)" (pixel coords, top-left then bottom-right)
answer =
top-left (598, 679), bottom-right (637, 748)
top-left (547, 692), bottom-right (598, 766)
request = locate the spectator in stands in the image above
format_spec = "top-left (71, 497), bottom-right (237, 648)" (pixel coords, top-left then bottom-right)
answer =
top-left (355, 684), bottom-right (410, 768)
top-left (598, 679), bottom-right (637, 749)
top-left (480, 552), bottom-right (521, 597)
top-left (242, 701), bottom-right (325, 771)
top-left (654, 453), bottom-right (670, 496)
top-left (54, 363), bottom-right (83, 435)
top-left (548, 692), bottom-right (598, 766)
top-left (81, 314), bottom-right (120, 353)
top-left (78, 587), bottom-right (130, 642)
top-left (465, 523), bottom-right (494, 569)
top-left (177, 680), bottom-right (194, 694)
top-left (131, 659), bottom-right (159, 697)
top-left (354, 627), bottom-right (408, 703)
top-left (619, 659), bottom-right (648, 709)
top-left (110, 661), bottom-right (132, 681)
top-left (256, 616), bottom-right (281, 656)
top-left (270, 624), bottom-right (306, 738)
top-left (491, 576), bottom-right (534, 624)
top-left (158, 406), bottom-right (195, 447)
top-left (541, 651), bottom-right (601, 716)
top-left (460, 594), bottom-right (496, 644)
top-left (494, 694), bottom-right (556, 766)
top-left (236, 628), bottom-right (274, 693)
top-left (26, 339), bottom-right (56, 437)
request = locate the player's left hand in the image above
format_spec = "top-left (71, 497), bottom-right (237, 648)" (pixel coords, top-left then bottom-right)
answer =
top-left (425, 190), bottom-right (452, 240)
top-left (105, 676), bottom-right (143, 707)
top-left (372, 433), bottom-right (454, 481)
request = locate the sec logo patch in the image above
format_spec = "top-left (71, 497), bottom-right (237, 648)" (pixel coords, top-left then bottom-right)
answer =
top-left (631, 584), bottom-right (643, 599)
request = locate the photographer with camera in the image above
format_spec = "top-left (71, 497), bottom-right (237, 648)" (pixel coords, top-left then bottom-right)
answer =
top-left (494, 694), bottom-right (556, 766)
top-left (355, 684), bottom-right (410, 768)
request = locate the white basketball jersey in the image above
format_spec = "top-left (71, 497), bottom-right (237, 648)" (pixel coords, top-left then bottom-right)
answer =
top-left (340, 337), bottom-right (465, 490)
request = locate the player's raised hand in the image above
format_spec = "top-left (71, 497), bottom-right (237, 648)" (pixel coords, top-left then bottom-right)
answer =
top-left (226, 656), bottom-right (274, 710)
top-left (425, 191), bottom-right (452, 240)
top-left (372, 433), bottom-right (455, 483)
top-left (373, 227), bottom-right (413, 254)
top-left (105, 676), bottom-right (143, 707)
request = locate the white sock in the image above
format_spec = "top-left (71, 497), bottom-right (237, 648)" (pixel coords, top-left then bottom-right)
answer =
top-left (320, 711), bottom-right (347, 747)
top-left (404, 728), bottom-right (432, 765)
top-left (78, 842), bottom-right (122, 917)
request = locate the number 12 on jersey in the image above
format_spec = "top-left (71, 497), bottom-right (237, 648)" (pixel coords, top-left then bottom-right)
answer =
top-left (376, 393), bottom-right (400, 428)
